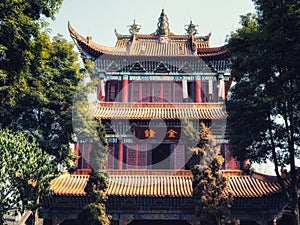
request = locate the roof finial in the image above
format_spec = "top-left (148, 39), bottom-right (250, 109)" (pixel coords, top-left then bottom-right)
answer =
top-left (128, 19), bottom-right (141, 35)
top-left (155, 9), bottom-right (171, 36)
top-left (185, 20), bottom-right (198, 36)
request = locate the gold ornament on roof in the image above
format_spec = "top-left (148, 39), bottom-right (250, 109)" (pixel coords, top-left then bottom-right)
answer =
top-left (128, 20), bottom-right (141, 35)
top-left (185, 20), bottom-right (198, 36)
top-left (155, 9), bottom-right (171, 36)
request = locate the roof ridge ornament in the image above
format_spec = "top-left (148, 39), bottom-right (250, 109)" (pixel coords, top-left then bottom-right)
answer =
top-left (128, 19), bottom-right (141, 35)
top-left (154, 9), bottom-right (171, 36)
top-left (185, 20), bottom-right (198, 36)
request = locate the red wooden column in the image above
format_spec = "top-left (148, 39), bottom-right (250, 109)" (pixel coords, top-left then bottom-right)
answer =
top-left (182, 79), bottom-right (188, 101)
top-left (195, 76), bottom-right (202, 103)
top-left (121, 75), bottom-right (128, 102)
top-left (218, 74), bottom-right (225, 101)
top-left (160, 83), bottom-right (163, 102)
top-left (118, 140), bottom-right (123, 169)
top-left (135, 144), bottom-right (139, 169)
top-left (74, 143), bottom-right (79, 168)
top-left (97, 79), bottom-right (105, 101)
top-left (230, 157), bottom-right (235, 170)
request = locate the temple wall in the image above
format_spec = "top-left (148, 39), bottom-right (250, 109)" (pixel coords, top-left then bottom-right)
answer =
top-left (103, 80), bottom-right (220, 103)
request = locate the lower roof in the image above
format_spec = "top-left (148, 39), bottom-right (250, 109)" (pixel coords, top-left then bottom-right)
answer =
top-left (50, 170), bottom-right (282, 198)
top-left (91, 102), bottom-right (227, 120)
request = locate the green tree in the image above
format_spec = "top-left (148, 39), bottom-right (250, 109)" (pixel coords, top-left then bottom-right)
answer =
top-left (0, 0), bottom-right (81, 167)
top-left (226, 1), bottom-right (300, 224)
top-left (0, 0), bottom-right (63, 119)
top-left (17, 33), bottom-right (81, 166)
top-left (181, 119), bottom-right (200, 169)
top-left (183, 121), bottom-right (233, 225)
top-left (0, 129), bottom-right (56, 224)
top-left (72, 59), bottom-right (111, 225)
top-left (77, 170), bottom-right (110, 225)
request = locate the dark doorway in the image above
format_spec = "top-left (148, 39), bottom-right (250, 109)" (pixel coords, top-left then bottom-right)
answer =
top-left (129, 220), bottom-right (191, 225)
top-left (151, 143), bottom-right (171, 169)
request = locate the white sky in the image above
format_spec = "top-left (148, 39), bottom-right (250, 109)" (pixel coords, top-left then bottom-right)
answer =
top-left (48, 0), bottom-right (255, 47)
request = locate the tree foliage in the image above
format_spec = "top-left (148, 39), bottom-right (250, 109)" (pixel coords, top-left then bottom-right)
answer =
top-left (72, 59), bottom-right (110, 225)
top-left (0, 1), bottom-right (84, 223)
top-left (0, 0), bottom-right (82, 167)
top-left (0, 0), bottom-right (63, 110)
top-left (226, 1), bottom-right (300, 224)
top-left (185, 122), bottom-right (233, 225)
top-left (0, 129), bottom-right (56, 224)
top-left (76, 171), bottom-right (111, 225)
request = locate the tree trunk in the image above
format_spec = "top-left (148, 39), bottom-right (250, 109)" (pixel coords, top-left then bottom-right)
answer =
top-left (286, 98), bottom-right (299, 225)
top-left (294, 204), bottom-right (300, 225)
top-left (217, 217), bottom-right (222, 225)
top-left (32, 209), bottom-right (39, 225)
top-left (32, 196), bottom-right (40, 225)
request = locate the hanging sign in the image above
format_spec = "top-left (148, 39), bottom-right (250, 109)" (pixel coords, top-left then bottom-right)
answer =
top-left (133, 126), bottom-right (181, 142)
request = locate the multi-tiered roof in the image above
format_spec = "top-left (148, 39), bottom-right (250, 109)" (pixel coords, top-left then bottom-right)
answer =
top-left (69, 9), bottom-right (232, 122)
top-left (41, 10), bottom-right (291, 225)
top-left (68, 9), bottom-right (230, 59)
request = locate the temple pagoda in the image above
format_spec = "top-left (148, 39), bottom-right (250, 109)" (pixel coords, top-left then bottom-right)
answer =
top-left (40, 10), bottom-right (292, 225)
top-left (68, 9), bottom-right (239, 171)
